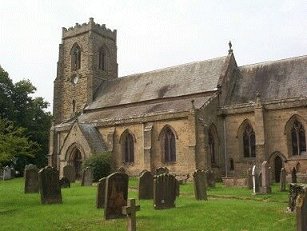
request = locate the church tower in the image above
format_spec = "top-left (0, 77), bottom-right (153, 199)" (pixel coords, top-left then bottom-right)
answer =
top-left (53, 18), bottom-right (118, 124)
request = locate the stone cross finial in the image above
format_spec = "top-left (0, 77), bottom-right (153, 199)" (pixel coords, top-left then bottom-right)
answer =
top-left (228, 41), bottom-right (233, 54)
top-left (122, 199), bottom-right (140, 231)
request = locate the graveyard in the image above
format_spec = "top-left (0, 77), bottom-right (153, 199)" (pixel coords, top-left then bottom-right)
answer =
top-left (0, 176), bottom-right (295, 231)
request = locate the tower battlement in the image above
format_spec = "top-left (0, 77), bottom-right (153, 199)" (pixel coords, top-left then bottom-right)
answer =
top-left (62, 18), bottom-right (116, 41)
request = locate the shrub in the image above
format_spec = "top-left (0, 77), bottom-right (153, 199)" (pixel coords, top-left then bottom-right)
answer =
top-left (82, 151), bottom-right (112, 182)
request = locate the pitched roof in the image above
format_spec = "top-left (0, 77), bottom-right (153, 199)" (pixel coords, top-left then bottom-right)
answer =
top-left (225, 55), bottom-right (307, 105)
top-left (87, 56), bottom-right (228, 110)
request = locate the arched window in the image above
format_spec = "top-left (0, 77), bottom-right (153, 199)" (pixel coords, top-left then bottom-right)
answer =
top-left (208, 130), bottom-right (215, 164)
top-left (98, 47), bottom-right (106, 70)
top-left (124, 133), bottom-right (134, 163)
top-left (71, 44), bottom-right (81, 70)
top-left (243, 124), bottom-right (256, 158)
top-left (291, 120), bottom-right (306, 155)
top-left (164, 127), bottom-right (176, 162)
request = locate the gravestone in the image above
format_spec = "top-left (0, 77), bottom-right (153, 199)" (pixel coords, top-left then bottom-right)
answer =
top-left (122, 199), bottom-right (140, 231)
top-left (138, 170), bottom-right (153, 200)
top-left (260, 161), bottom-right (271, 194)
top-left (104, 172), bottom-right (129, 219)
top-left (206, 170), bottom-right (215, 187)
top-left (38, 166), bottom-right (62, 204)
top-left (118, 167), bottom-right (126, 173)
top-left (63, 165), bottom-right (76, 183)
top-left (155, 167), bottom-right (169, 175)
top-left (81, 167), bottom-right (93, 186)
top-left (280, 168), bottom-right (287, 192)
top-left (193, 169), bottom-right (208, 200)
top-left (252, 165), bottom-right (260, 194)
top-left (10, 167), bottom-right (15, 178)
top-left (3, 166), bottom-right (12, 180)
top-left (153, 174), bottom-right (176, 209)
top-left (97, 177), bottom-right (106, 208)
top-left (296, 188), bottom-right (307, 231)
top-left (289, 184), bottom-right (306, 212)
top-left (247, 168), bottom-right (253, 189)
top-left (59, 177), bottom-right (70, 188)
top-left (292, 167), bottom-right (297, 183)
top-left (24, 164), bottom-right (39, 193)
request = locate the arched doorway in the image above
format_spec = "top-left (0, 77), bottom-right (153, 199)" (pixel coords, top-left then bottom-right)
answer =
top-left (71, 149), bottom-right (82, 180)
top-left (274, 156), bottom-right (283, 183)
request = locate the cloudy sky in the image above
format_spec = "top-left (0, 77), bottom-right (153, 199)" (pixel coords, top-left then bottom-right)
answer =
top-left (1, 0), bottom-right (306, 112)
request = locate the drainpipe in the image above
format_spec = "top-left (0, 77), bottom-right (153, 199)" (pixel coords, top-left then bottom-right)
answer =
top-left (223, 116), bottom-right (228, 177)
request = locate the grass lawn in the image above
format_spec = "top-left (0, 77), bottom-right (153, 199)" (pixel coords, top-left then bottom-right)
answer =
top-left (0, 177), bottom-right (295, 231)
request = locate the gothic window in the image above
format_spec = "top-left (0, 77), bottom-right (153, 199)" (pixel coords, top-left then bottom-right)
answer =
top-left (164, 127), bottom-right (176, 163)
top-left (98, 47), bottom-right (106, 70)
top-left (291, 120), bottom-right (306, 155)
top-left (71, 45), bottom-right (81, 71)
top-left (243, 124), bottom-right (256, 158)
top-left (124, 133), bottom-right (134, 163)
top-left (209, 130), bottom-right (216, 164)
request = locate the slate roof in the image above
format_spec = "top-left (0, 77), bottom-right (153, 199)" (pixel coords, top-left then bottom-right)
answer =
top-left (226, 55), bottom-right (307, 105)
top-left (87, 56), bottom-right (228, 110)
top-left (79, 95), bottom-right (211, 124)
top-left (78, 123), bottom-right (107, 153)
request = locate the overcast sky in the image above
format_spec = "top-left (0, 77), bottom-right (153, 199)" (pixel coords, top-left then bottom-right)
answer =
top-left (1, 0), bottom-right (306, 112)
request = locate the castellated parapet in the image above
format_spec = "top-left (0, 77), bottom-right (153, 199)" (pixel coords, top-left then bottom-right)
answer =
top-left (62, 17), bottom-right (116, 41)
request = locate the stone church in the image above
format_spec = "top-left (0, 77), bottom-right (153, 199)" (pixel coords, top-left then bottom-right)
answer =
top-left (48, 18), bottom-right (307, 182)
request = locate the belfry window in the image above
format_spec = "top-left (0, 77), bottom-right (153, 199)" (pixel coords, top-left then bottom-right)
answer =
top-left (164, 127), bottom-right (176, 163)
top-left (124, 133), bottom-right (134, 163)
top-left (243, 124), bottom-right (256, 158)
top-left (291, 120), bottom-right (306, 155)
top-left (98, 47), bottom-right (106, 70)
top-left (71, 45), bottom-right (81, 70)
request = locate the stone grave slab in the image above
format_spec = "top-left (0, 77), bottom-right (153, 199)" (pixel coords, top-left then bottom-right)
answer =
top-left (63, 165), bottom-right (76, 183)
top-left (138, 170), bottom-right (153, 200)
top-left (193, 169), bottom-right (207, 200)
top-left (296, 188), bottom-right (307, 231)
top-left (97, 177), bottom-right (106, 208)
top-left (24, 164), bottom-right (39, 193)
top-left (81, 167), bottom-right (93, 186)
top-left (153, 174), bottom-right (176, 209)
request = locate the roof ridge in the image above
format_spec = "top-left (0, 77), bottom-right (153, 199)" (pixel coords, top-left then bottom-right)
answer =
top-left (239, 54), bottom-right (307, 69)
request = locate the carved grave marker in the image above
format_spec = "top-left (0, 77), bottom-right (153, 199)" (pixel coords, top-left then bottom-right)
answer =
top-left (24, 164), bottom-right (39, 193)
top-left (193, 169), bottom-right (208, 200)
top-left (81, 167), bottom-right (93, 186)
top-left (63, 165), bottom-right (76, 183)
top-left (138, 170), bottom-right (153, 200)
top-left (153, 174), bottom-right (176, 209)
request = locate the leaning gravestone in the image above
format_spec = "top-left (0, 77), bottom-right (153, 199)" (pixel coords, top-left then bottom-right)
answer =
top-left (81, 167), bottom-right (93, 186)
top-left (97, 177), bottom-right (106, 208)
top-left (155, 167), bottom-right (169, 175)
top-left (104, 172), bottom-right (129, 219)
top-left (206, 170), bottom-right (215, 187)
top-left (138, 170), bottom-right (153, 200)
top-left (247, 167), bottom-right (253, 189)
top-left (153, 174), bottom-right (176, 209)
top-left (280, 168), bottom-right (287, 192)
top-left (296, 188), bottom-right (307, 231)
top-left (3, 166), bottom-right (12, 180)
top-left (260, 161), bottom-right (271, 194)
top-left (59, 177), bottom-right (70, 188)
top-left (292, 167), bottom-right (297, 183)
top-left (24, 164), bottom-right (39, 193)
top-left (63, 165), bottom-right (76, 183)
top-left (193, 169), bottom-right (208, 200)
top-left (39, 166), bottom-right (62, 204)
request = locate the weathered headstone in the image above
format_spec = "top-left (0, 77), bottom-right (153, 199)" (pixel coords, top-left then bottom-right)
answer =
top-left (296, 188), bottom-right (307, 231)
top-left (153, 174), bottom-right (176, 209)
top-left (260, 161), bottom-right (271, 194)
top-left (104, 172), bottom-right (129, 219)
top-left (2, 166), bottom-right (12, 180)
top-left (24, 164), bottom-right (39, 193)
top-left (155, 167), bottom-right (169, 175)
top-left (122, 199), bottom-right (140, 231)
top-left (81, 167), bottom-right (93, 186)
top-left (280, 168), bottom-right (287, 192)
top-left (247, 168), bottom-right (253, 189)
top-left (38, 166), bottom-right (62, 204)
top-left (97, 177), bottom-right (106, 208)
top-left (292, 167), bottom-right (297, 183)
top-left (206, 169), bottom-right (215, 187)
top-left (59, 177), bottom-right (70, 188)
top-left (63, 165), bottom-right (76, 183)
top-left (252, 165), bottom-right (260, 194)
top-left (138, 170), bottom-right (153, 200)
top-left (289, 184), bottom-right (305, 212)
top-left (193, 169), bottom-right (208, 200)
